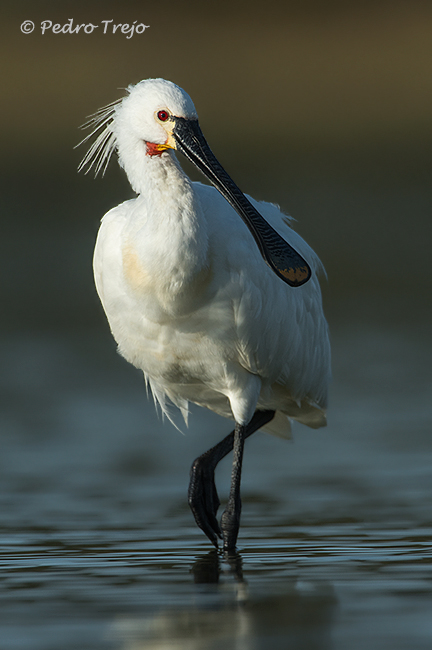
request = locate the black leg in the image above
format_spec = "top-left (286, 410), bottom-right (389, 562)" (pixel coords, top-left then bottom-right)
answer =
top-left (188, 409), bottom-right (275, 548)
top-left (220, 420), bottom-right (246, 550)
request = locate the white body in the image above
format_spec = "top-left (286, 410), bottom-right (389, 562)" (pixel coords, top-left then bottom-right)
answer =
top-left (93, 160), bottom-right (330, 438)
top-left (86, 79), bottom-right (331, 439)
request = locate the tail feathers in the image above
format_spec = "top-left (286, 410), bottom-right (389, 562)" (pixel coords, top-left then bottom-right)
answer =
top-left (262, 402), bottom-right (327, 440)
top-left (262, 411), bottom-right (292, 439)
top-left (143, 374), bottom-right (325, 439)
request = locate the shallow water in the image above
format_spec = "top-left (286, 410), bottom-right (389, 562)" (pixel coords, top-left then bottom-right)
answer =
top-left (1, 311), bottom-right (431, 649)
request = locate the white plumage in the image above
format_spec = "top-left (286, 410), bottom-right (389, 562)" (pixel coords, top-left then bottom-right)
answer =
top-left (79, 78), bottom-right (331, 548)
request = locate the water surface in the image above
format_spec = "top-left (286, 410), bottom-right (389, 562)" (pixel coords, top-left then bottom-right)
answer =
top-left (1, 313), bottom-right (431, 649)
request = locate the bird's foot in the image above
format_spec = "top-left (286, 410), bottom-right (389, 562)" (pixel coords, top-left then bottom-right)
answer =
top-left (188, 454), bottom-right (222, 548)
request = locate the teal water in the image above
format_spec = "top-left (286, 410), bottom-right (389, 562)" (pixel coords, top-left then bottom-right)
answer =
top-left (0, 308), bottom-right (431, 649)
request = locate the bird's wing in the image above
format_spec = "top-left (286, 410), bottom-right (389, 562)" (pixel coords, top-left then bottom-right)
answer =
top-left (93, 199), bottom-right (134, 316)
top-left (198, 184), bottom-right (331, 420)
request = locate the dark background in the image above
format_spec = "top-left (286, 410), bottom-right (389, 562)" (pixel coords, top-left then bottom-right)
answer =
top-left (1, 0), bottom-right (431, 337)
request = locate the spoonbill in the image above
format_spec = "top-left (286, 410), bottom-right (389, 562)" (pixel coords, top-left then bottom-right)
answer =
top-left (78, 78), bottom-right (331, 551)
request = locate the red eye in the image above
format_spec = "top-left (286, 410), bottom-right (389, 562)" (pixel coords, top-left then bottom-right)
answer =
top-left (157, 110), bottom-right (169, 122)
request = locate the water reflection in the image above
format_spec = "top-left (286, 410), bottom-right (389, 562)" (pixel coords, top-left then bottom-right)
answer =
top-left (1, 316), bottom-right (432, 649)
top-left (191, 549), bottom-right (245, 587)
top-left (113, 550), bottom-right (337, 650)
top-left (191, 549), bottom-right (223, 583)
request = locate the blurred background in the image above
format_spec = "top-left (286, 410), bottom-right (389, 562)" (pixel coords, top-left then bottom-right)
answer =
top-left (1, 1), bottom-right (432, 648)
top-left (1, 0), bottom-right (431, 335)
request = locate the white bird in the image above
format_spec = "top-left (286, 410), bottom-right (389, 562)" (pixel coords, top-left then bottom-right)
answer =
top-left (78, 78), bottom-right (331, 551)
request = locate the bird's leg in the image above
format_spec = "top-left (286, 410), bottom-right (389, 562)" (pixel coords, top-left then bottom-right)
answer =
top-left (220, 421), bottom-right (246, 551)
top-left (188, 410), bottom-right (275, 548)
top-left (188, 434), bottom-right (233, 547)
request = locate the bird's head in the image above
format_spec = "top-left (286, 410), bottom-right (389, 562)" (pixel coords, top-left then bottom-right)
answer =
top-left (113, 78), bottom-right (198, 163)
top-left (77, 78), bottom-right (196, 179)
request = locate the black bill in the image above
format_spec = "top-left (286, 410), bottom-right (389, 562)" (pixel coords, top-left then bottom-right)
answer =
top-left (173, 117), bottom-right (311, 287)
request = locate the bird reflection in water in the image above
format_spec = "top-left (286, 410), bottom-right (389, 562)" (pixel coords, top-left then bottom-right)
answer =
top-left (192, 549), bottom-right (246, 590)
top-left (111, 550), bottom-right (337, 650)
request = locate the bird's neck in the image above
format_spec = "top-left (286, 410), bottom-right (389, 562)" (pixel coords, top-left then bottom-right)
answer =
top-left (121, 151), bottom-right (211, 314)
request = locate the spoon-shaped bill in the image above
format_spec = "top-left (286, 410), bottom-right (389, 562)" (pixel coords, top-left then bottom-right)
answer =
top-left (173, 117), bottom-right (311, 287)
